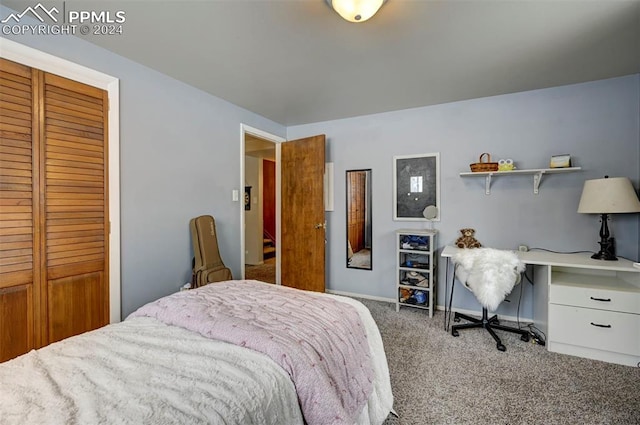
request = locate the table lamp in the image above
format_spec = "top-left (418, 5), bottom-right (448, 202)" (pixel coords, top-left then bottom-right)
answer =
top-left (577, 176), bottom-right (640, 260)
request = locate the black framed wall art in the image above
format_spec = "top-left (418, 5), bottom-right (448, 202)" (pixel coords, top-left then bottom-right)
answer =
top-left (393, 153), bottom-right (440, 221)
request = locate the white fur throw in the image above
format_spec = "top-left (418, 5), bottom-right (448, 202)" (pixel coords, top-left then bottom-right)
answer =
top-left (452, 248), bottom-right (525, 311)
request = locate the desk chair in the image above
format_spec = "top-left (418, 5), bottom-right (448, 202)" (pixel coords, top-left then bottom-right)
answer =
top-left (451, 248), bottom-right (530, 351)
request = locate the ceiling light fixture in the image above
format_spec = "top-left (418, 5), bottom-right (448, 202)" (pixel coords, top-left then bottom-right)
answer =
top-left (328, 0), bottom-right (386, 23)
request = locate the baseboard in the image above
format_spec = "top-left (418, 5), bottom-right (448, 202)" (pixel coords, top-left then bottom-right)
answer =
top-left (325, 289), bottom-right (395, 304)
top-left (326, 291), bottom-right (534, 323)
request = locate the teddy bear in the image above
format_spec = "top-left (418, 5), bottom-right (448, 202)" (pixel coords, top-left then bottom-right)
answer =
top-left (455, 228), bottom-right (482, 249)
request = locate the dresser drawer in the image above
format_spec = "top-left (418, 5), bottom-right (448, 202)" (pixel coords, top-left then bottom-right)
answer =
top-left (549, 304), bottom-right (640, 356)
top-left (549, 282), bottom-right (640, 314)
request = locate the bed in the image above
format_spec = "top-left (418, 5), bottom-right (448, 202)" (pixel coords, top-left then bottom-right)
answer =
top-left (0, 280), bottom-right (394, 424)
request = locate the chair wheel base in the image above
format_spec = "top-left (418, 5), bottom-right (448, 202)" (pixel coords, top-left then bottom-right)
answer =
top-left (450, 308), bottom-right (530, 351)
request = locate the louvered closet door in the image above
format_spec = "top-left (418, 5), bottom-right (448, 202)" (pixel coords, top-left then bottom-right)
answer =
top-left (0, 59), bottom-right (37, 362)
top-left (43, 73), bottom-right (108, 344)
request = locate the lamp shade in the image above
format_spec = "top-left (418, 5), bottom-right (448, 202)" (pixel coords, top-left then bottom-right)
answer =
top-left (577, 177), bottom-right (640, 214)
top-left (329, 0), bottom-right (385, 22)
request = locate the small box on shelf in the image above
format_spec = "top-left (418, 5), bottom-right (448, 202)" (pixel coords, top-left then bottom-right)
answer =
top-left (549, 154), bottom-right (571, 168)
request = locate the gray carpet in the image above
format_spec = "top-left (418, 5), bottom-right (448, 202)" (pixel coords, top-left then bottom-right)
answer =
top-left (355, 299), bottom-right (640, 425)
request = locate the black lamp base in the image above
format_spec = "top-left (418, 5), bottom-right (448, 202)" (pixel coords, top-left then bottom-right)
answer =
top-left (592, 214), bottom-right (617, 261)
top-left (591, 243), bottom-right (617, 261)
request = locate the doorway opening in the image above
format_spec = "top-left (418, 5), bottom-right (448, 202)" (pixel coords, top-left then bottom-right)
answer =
top-left (241, 125), bottom-right (283, 283)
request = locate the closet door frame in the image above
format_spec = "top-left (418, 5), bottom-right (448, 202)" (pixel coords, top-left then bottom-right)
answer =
top-left (0, 38), bottom-right (121, 323)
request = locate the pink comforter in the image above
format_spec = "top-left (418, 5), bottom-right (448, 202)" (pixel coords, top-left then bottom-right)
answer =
top-left (128, 280), bottom-right (374, 425)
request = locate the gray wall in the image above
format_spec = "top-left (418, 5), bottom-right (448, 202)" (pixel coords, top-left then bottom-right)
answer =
top-left (3, 4), bottom-right (639, 320)
top-left (1, 12), bottom-right (286, 318)
top-left (288, 75), bottom-right (640, 319)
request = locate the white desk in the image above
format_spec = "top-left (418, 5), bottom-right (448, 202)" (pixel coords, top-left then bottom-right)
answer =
top-left (441, 246), bottom-right (640, 367)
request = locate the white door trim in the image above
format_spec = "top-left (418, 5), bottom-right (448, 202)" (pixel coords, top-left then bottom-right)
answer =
top-left (240, 124), bottom-right (285, 283)
top-left (0, 38), bottom-right (122, 323)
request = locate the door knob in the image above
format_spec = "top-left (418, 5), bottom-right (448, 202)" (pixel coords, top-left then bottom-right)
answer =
top-left (314, 222), bottom-right (326, 229)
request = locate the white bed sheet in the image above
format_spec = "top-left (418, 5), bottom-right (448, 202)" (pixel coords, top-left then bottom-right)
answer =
top-left (0, 317), bottom-right (303, 425)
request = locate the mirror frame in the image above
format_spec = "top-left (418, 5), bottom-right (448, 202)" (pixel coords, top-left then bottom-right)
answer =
top-left (346, 169), bottom-right (372, 270)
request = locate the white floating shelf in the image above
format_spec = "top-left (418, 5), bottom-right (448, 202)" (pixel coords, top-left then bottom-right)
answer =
top-left (459, 167), bottom-right (582, 195)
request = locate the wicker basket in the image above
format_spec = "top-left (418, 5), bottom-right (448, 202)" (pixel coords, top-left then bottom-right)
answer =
top-left (470, 153), bottom-right (499, 172)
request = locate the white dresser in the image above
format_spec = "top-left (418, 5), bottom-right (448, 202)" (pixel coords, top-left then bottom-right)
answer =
top-left (544, 265), bottom-right (640, 367)
top-left (523, 252), bottom-right (640, 367)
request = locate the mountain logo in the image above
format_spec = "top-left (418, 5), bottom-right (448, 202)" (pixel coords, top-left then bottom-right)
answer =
top-left (1, 3), bottom-right (59, 24)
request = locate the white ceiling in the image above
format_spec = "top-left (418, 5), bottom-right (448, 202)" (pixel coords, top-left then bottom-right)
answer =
top-left (11, 0), bottom-right (640, 126)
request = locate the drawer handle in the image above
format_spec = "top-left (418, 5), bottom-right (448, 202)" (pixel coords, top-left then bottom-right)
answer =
top-left (590, 322), bottom-right (612, 329)
top-left (589, 296), bottom-right (611, 302)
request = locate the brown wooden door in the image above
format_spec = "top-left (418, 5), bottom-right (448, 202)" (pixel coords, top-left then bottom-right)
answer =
top-left (281, 135), bottom-right (325, 292)
top-left (263, 159), bottom-right (276, 242)
top-left (43, 73), bottom-right (109, 344)
top-left (0, 59), bottom-right (37, 362)
top-left (0, 58), bottom-right (108, 360)
top-left (348, 171), bottom-right (366, 252)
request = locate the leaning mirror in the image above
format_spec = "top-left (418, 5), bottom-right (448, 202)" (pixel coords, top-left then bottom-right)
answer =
top-left (346, 169), bottom-right (372, 270)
